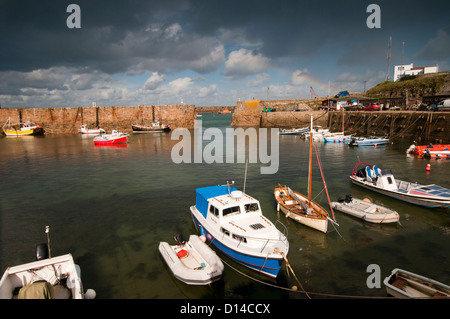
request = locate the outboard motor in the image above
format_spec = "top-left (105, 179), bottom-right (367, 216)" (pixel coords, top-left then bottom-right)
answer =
top-left (36, 243), bottom-right (49, 260)
top-left (174, 234), bottom-right (186, 245)
top-left (345, 194), bottom-right (353, 203)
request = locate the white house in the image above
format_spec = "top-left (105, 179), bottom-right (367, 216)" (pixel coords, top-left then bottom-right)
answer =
top-left (394, 63), bottom-right (439, 81)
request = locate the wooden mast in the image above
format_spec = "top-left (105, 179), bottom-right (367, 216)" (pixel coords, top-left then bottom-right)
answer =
top-left (308, 114), bottom-right (313, 206)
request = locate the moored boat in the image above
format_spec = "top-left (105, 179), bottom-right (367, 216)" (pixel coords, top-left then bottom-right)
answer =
top-left (190, 183), bottom-right (289, 278)
top-left (331, 194), bottom-right (399, 223)
top-left (348, 136), bottom-right (389, 146)
top-left (79, 124), bottom-right (105, 134)
top-left (276, 115), bottom-right (338, 233)
top-left (93, 130), bottom-right (129, 145)
top-left (2, 118), bottom-right (44, 136)
top-left (322, 132), bottom-right (352, 143)
top-left (131, 121), bottom-right (170, 133)
top-left (349, 161), bottom-right (450, 208)
top-left (0, 226), bottom-right (95, 299)
top-left (407, 143), bottom-right (450, 158)
top-left (159, 234), bottom-right (224, 285)
top-left (279, 127), bottom-right (308, 135)
top-left (384, 268), bottom-right (450, 299)
top-left (275, 185), bottom-right (329, 232)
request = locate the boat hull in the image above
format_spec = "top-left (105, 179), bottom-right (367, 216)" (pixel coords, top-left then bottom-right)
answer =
top-left (190, 208), bottom-right (284, 278)
top-left (384, 268), bottom-right (450, 299)
top-left (0, 254), bottom-right (85, 299)
top-left (350, 176), bottom-right (450, 208)
top-left (274, 188), bottom-right (328, 233)
top-left (131, 124), bottom-right (170, 133)
top-left (331, 198), bottom-right (399, 223)
top-left (159, 235), bottom-right (224, 285)
top-left (93, 136), bottom-right (128, 145)
top-left (3, 127), bottom-right (44, 136)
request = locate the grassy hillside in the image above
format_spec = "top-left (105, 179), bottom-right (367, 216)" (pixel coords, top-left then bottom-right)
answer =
top-left (366, 72), bottom-right (449, 98)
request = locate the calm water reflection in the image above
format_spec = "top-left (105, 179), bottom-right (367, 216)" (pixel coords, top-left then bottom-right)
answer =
top-left (0, 113), bottom-right (449, 299)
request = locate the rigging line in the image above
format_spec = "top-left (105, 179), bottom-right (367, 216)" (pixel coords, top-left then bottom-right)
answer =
top-left (219, 255), bottom-right (393, 299)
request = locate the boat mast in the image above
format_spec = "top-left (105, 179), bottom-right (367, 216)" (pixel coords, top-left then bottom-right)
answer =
top-left (308, 114), bottom-right (313, 205)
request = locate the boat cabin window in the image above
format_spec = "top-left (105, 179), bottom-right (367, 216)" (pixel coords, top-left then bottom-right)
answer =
top-left (209, 205), bottom-right (219, 217)
top-left (222, 206), bottom-right (240, 217)
top-left (387, 177), bottom-right (393, 184)
top-left (232, 234), bottom-right (247, 243)
top-left (220, 227), bottom-right (230, 236)
top-left (244, 203), bottom-right (259, 213)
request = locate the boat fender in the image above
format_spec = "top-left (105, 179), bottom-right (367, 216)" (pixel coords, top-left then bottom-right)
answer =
top-left (36, 243), bottom-right (49, 261)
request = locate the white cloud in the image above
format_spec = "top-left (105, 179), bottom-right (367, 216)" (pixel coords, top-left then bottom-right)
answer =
top-left (291, 69), bottom-right (310, 85)
top-left (224, 49), bottom-right (271, 79)
top-left (247, 73), bottom-right (270, 87)
top-left (142, 72), bottom-right (165, 90)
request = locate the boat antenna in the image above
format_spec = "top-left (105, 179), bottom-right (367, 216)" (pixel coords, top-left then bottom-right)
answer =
top-left (45, 225), bottom-right (51, 258)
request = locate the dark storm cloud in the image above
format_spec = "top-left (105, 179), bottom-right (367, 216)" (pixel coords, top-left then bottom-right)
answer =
top-left (0, 0), bottom-right (449, 74)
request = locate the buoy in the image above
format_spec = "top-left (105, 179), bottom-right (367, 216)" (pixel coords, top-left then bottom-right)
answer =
top-left (426, 164), bottom-right (431, 171)
top-left (291, 286), bottom-right (298, 291)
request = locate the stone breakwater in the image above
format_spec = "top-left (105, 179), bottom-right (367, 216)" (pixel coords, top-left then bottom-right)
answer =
top-left (0, 104), bottom-right (195, 134)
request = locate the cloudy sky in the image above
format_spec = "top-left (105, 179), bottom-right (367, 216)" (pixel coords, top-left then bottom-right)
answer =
top-left (1, 0), bottom-right (449, 107)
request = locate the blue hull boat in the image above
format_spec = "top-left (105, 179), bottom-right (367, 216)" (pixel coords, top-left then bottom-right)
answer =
top-left (190, 184), bottom-right (289, 278)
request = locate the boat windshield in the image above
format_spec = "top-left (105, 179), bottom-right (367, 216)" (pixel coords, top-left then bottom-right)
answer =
top-left (244, 203), bottom-right (259, 213)
top-left (223, 206), bottom-right (240, 217)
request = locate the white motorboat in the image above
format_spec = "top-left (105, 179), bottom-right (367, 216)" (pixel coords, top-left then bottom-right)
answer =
top-left (331, 194), bottom-right (399, 223)
top-left (159, 234), bottom-right (224, 285)
top-left (190, 182), bottom-right (289, 278)
top-left (348, 136), bottom-right (389, 146)
top-left (0, 227), bottom-right (95, 299)
top-left (350, 161), bottom-right (450, 208)
top-left (384, 268), bottom-right (450, 299)
top-left (79, 124), bottom-right (105, 134)
top-left (279, 127), bottom-right (308, 135)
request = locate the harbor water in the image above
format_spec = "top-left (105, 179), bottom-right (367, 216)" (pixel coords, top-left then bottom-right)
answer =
top-left (0, 113), bottom-right (449, 299)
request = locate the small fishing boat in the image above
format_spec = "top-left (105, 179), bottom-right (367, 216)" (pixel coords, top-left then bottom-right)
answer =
top-left (2, 118), bottom-right (44, 136)
top-left (131, 121), bottom-right (171, 133)
top-left (0, 226), bottom-right (95, 299)
top-left (190, 182), bottom-right (289, 278)
top-left (348, 136), bottom-right (389, 146)
top-left (350, 160), bottom-right (450, 208)
top-left (159, 234), bottom-right (224, 285)
top-left (331, 194), bottom-right (399, 223)
top-left (93, 130), bottom-right (129, 145)
top-left (275, 185), bottom-right (330, 233)
top-left (384, 268), bottom-right (450, 299)
top-left (279, 127), bottom-right (308, 135)
top-left (79, 124), bottom-right (105, 134)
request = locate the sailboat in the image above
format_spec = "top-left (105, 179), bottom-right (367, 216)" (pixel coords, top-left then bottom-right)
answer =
top-left (275, 114), bottom-right (338, 233)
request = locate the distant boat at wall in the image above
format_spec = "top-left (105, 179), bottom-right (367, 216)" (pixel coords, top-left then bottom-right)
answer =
top-left (2, 118), bottom-right (44, 136)
top-left (93, 130), bottom-right (129, 145)
top-left (131, 122), bottom-right (171, 133)
top-left (79, 124), bottom-right (105, 135)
